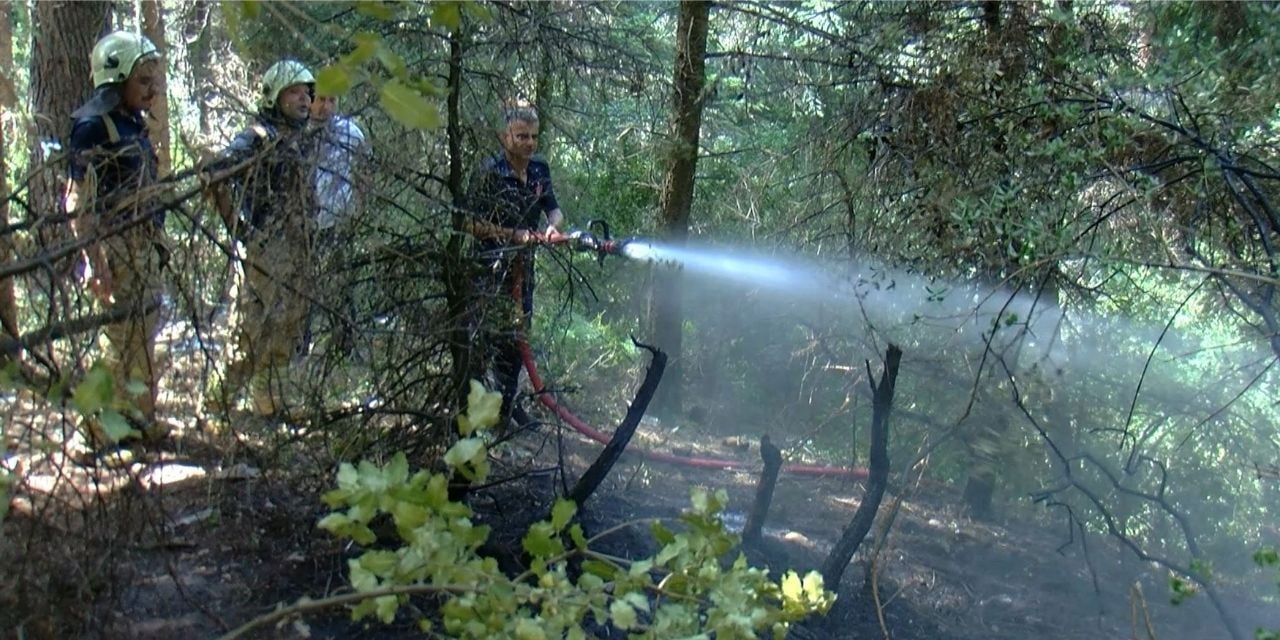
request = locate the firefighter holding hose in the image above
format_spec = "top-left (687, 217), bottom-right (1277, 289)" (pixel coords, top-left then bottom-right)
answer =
top-left (465, 104), bottom-right (565, 431)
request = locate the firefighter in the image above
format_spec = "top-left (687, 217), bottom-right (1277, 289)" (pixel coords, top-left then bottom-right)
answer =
top-left (65, 31), bottom-right (167, 446)
top-left (205, 60), bottom-right (317, 417)
top-left (465, 104), bottom-right (565, 430)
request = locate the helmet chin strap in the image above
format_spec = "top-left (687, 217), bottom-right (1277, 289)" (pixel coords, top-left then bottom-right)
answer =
top-left (71, 85), bottom-right (123, 119)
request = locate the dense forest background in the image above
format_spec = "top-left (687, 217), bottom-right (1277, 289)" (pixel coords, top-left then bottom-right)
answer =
top-left (1, 1), bottom-right (1279, 639)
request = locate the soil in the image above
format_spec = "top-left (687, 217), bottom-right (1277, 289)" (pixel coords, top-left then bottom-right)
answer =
top-left (3, 405), bottom-right (1274, 640)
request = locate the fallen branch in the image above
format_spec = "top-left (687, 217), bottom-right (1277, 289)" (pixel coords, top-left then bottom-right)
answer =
top-left (0, 298), bottom-right (161, 358)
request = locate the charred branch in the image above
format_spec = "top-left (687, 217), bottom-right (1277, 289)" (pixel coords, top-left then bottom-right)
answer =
top-left (742, 434), bottom-right (783, 546)
top-left (568, 339), bottom-right (667, 506)
top-left (821, 343), bottom-right (901, 588)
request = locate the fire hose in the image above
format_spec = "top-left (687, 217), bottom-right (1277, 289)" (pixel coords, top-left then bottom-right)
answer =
top-left (510, 222), bottom-right (869, 480)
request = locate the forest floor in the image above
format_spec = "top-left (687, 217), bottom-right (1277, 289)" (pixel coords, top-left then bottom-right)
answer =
top-left (3, 394), bottom-right (1275, 640)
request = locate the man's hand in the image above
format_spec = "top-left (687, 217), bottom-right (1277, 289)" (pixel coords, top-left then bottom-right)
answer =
top-left (87, 267), bottom-right (114, 304)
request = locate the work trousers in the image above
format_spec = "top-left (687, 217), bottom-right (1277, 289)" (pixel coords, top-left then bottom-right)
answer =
top-left (225, 233), bottom-right (311, 414)
top-left (102, 225), bottom-right (163, 422)
top-left (475, 252), bottom-right (534, 429)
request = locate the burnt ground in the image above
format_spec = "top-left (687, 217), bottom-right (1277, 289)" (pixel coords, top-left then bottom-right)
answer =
top-left (4, 402), bottom-right (1277, 640)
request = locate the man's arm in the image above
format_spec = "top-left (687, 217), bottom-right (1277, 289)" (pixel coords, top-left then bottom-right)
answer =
top-left (201, 126), bottom-right (267, 235)
top-left (66, 119), bottom-right (114, 302)
top-left (539, 162), bottom-right (564, 231)
top-left (65, 177), bottom-right (113, 302)
top-left (462, 161), bottom-right (541, 245)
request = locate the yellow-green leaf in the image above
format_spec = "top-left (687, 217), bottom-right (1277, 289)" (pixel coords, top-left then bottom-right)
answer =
top-left (781, 571), bottom-right (803, 601)
top-left (461, 379), bottom-right (502, 433)
top-left (514, 618), bottom-right (546, 640)
top-left (376, 43), bottom-right (408, 78)
top-left (551, 498), bottom-right (577, 532)
top-left (99, 409), bottom-right (137, 443)
top-left (315, 65), bottom-right (353, 97)
top-left (379, 80), bottom-right (440, 130)
top-left (346, 32), bottom-right (382, 65)
top-left (609, 600), bottom-right (637, 630)
top-left (356, 0), bottom-right (397, 20)
top-left (431, 1), bottom-right (462, 31)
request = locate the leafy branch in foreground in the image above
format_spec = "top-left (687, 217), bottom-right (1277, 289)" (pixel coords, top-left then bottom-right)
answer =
top-left (221, 380), bottom-right (834, 639)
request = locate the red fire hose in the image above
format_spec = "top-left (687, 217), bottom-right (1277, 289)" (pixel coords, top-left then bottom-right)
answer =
top-left (510, 255), bottom-right (869, 480)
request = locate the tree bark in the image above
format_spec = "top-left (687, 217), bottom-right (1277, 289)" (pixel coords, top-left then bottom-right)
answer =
top-left (822, 344), bottom-right (901, 589)
top-left (443, 29), bottom-right (482, 425)
top-left (27, 0), bottom-right (110, 220)
top-left (0, 0), bottom-right (17, 341)
top-left (140, 0), bottom-right (171, 174)
top-left (648, 0), bottom-right (710, 416)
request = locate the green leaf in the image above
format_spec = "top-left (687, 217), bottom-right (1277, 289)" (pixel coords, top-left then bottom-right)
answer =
top-left (802, 571), bottom-right (828, 603)
top-left (99, 409), bottom-right (137, 443)
top-left (444, 437), bottom-right (485, 470)
top-left (317, 512), bottom-right (351, 534)
top-left (551, 499), bottom-right (577, 532)
top-left (346, 33), bottom-right (381, 65)
top-left (376, 43), bottom-right (408, 79)
top-left (374, 594), bottom-right (398, 623)
top-left (514, 618), bottom-right (546, 640)
top-left (379, 80), bottom-right (440, 131)
top-left (609, 599), bottom-right (637, 631)
top-left (651, 521), bottom-right (676, 545)
top-left (569, 523), bottom-right (587, 550)
top-left (391, 501), bottom-right (429, 532)
top-left (690, 487), bottom-right (709, 514)
top-left (315, 65), bottom-right (353, 97)
top-left (1255, 548), bottom-right (1280, 567)
top-left (431, 1), bottom-right (462, 31)
top-left (72, 365), bottom-right (114, 415)
top-left (386, 453), bottom-right (410, 486)
top-left (459, 379), bottom-right (502, 434)
top-left (356, 0), bottom-right (397, 20)
top-left (522, 521), bottom-right (563, 558)
top-left (582, 559), bottom-right (618, 580)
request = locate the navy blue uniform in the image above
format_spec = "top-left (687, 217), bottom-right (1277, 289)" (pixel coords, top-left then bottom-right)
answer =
top-left (467, 153), bottom-right (559, 316)
top-left (66, 107), bottom-right (165, 424)
top-left (214, 115), bottom-right (316, 236)
top-left (466, 153), bottom-right (560, 430)
top-left (68, 110), bottom-right (162, 225)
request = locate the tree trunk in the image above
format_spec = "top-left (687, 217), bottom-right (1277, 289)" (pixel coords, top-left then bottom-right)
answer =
top-left (443, 29), bottom-right (481, 425)
top-left (139, 0), bottom-right (170, 174)
top-left (27, 0), bottom-right (110, 220)
top-left (648, 0), bottom-right (710, 416)
top-left (0, 0), bottom-right (17, 341)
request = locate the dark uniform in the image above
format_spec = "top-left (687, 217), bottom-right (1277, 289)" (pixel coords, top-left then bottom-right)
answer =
top-left (212, 114), bottom-right (316, 415)
top-left (466, 153), bottom-right (559, 426)
top-left (68, 106), bottom-right (164, 423)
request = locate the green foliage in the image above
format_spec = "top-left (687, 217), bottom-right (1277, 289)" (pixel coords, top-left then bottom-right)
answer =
top-left (70, 362), bottom-right (140, 443)
top-left (314, 380), bottom-right (835, 637)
